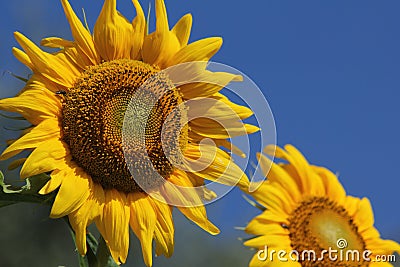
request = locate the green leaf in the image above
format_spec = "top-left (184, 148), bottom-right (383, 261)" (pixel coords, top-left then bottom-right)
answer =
top-left (67, 223), bottom-right (90, 267)
top-left (0, 171), bottom-right (56, 207)
top-left (79, 255), bottom-right (89, 267)
top-left (86, 232), bottom-right (99, 267)
top-left (96, 236), bottom-right (119, 267)
top-left (87, 232), bottom-right (99, 253)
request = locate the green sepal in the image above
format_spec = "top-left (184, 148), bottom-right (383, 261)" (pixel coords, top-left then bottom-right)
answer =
top-left (10, 72), bottom-right (29, 83)
top-left (242, 194), bottom-right (266, 211)
top-left (0, 112), bottom-right (26, 121)
top-left (0, 171), bottom-right (56, 207)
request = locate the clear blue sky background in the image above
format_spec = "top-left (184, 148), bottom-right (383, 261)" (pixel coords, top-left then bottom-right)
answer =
top-left (0, 0), bottom-right (399, 266)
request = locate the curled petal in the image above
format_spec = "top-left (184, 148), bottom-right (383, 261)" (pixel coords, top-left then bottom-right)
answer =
top-left (94, 0), bottom-right (134, 61)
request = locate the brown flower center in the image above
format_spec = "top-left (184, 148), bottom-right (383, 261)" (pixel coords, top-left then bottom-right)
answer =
top-left (61, 59), bottom-right (188, 193)
top-left (288, 196), bottom-right (367, 267)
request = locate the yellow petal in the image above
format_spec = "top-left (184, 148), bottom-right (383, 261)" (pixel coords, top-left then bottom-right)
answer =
top-left (353, 197), bottom-right (374, 232)
top-left (0, 119), bottom-right (60, 160)
top-left (157, 169), bottom-right (203, 208)
top-left (266, 145), bottom-right (324, 196)
top-left (246, 211), bottom-right (289, 234)
top-left (69, 183), bottom-right (105, 255)
top-left (213, 139), bottom-right (246, 158)
top-left (14, 32), bottom-right (80, 88)
top-left (153, 198), bottom-right (174, 257)
top-left (40, 37), bottom-right (74, 48)
top-left (182, 171), bottom-right (217, 201)
top-left (249, 253), bottom-right (301, 267)
top-left (94, 0), bottom-right (133, 61)
top-left (344, 195), bottom-right (361, 217)
top-left (244, 234), bottom-right (291, 248)
top-left (257, 153), bottom-right (301, 202)
top-left (179, 71), bottom-right (242, 99)
top-left (39, 168), bottom-right (65, 195)
top-left (177, 205), bottom-right (219, 235)
top-left (142, 0), bottom-right (180, 66)
top-left (368, 262), bottom-right (394, 267)
top-left (131, 0), bottom-right (146, 60)
top-left (284, 145), bottom-right (325, 196)
top-left (50, 164), bottom-right (90, 218)
top-left (0, 88), bottom-right (61, 125)
top-left (21, 73), bottom-right (60, 94)
top-left (168, 37), bottom-right (222, 65)
top-left (248, 253), bottom-right (267, 267)
top-left (211, 93), bottom-right (252, 120)
top-left (251, 182), bottom-right (295, 216)
top-left (191, 119), bottom-right (258, 139)
top-left (166, 171), bottom-right (220, 235)
top-left (12, 47), bottom-right (34, 70)
top-left (188, 97), bottom-right (259, 139)
top-left (187, 95), bottom-right (250, 121)
top-left (128, 192), bottom-right (156, 267)
top-left (101, 189), bottom-right (130, 264)
top-left (62, 46), bottom-right (88, 71)
top-left (61, 0), bottom-right (99, 65)
top-left (184, 144), bottom-right (250, 189)
top-left (245, 222), bottom-right (289, 238)
top-left (361, 227), bottom-right (380, 241)
top-left (311, 165), bottom-right (346, 206)
top-left (155, 0), bottom-right (169, 33)
top-left (367, 238), bottom-right (400, 255)
top-left (172, 14), bottom-right (192, 47)
top-left (142, 31), bottom-right (180, 67)
top-left (187, 131), bottom-right (246, 158)
top-left (20, 139), bottom-right (68, 178)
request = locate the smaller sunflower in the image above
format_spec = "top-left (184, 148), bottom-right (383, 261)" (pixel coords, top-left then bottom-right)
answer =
top-left (243, 145), bottom-right (400, 267)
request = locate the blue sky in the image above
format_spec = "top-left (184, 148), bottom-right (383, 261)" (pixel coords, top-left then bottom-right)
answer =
top-left (0, 0), bottom-right (399, 266)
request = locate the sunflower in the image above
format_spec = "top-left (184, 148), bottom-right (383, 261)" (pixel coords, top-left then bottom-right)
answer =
top-left (0, 0), bottom-right (257, 265)
top-left (243, 145), bottom-right (400, 267)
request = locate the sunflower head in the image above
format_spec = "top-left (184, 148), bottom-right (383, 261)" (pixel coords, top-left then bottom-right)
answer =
top-left (0, 0), bottom-right (256, 265)
top-left (243, 145), bottom-right (400, 267)
top-left (61, 59), bottom-right (188, 193)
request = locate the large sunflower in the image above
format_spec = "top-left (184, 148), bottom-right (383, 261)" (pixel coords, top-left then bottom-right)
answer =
top-left (0, 0), bottom-right (256, 265)
top-left (244, 145), bottom-right (400, 267)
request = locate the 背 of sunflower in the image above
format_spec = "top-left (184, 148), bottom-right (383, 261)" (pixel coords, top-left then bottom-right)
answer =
top-left (243, 145), bottom-right (400, 267)
top-left (0, 0), bottom-right (258, 265)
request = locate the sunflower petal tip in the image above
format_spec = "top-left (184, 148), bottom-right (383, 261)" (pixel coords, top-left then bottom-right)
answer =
top-left (233, 74), bottom-right (244, 82)
top-left (38, 188), bottom-right (46, 195)
top-left (263, 144), bottom-right (276, 155)
top-left (60, 0), bottom-right (73, 11)
top-left (210, 228), bottom-right (220, 236)
top-left (13, 31), bottom-right (23, 41)
top-left (214, 37), bottom-right (223, 46)
top-left (284, 144), bottom-right (298, 152)
top-left (246, 124), bottom-right (260, 134)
